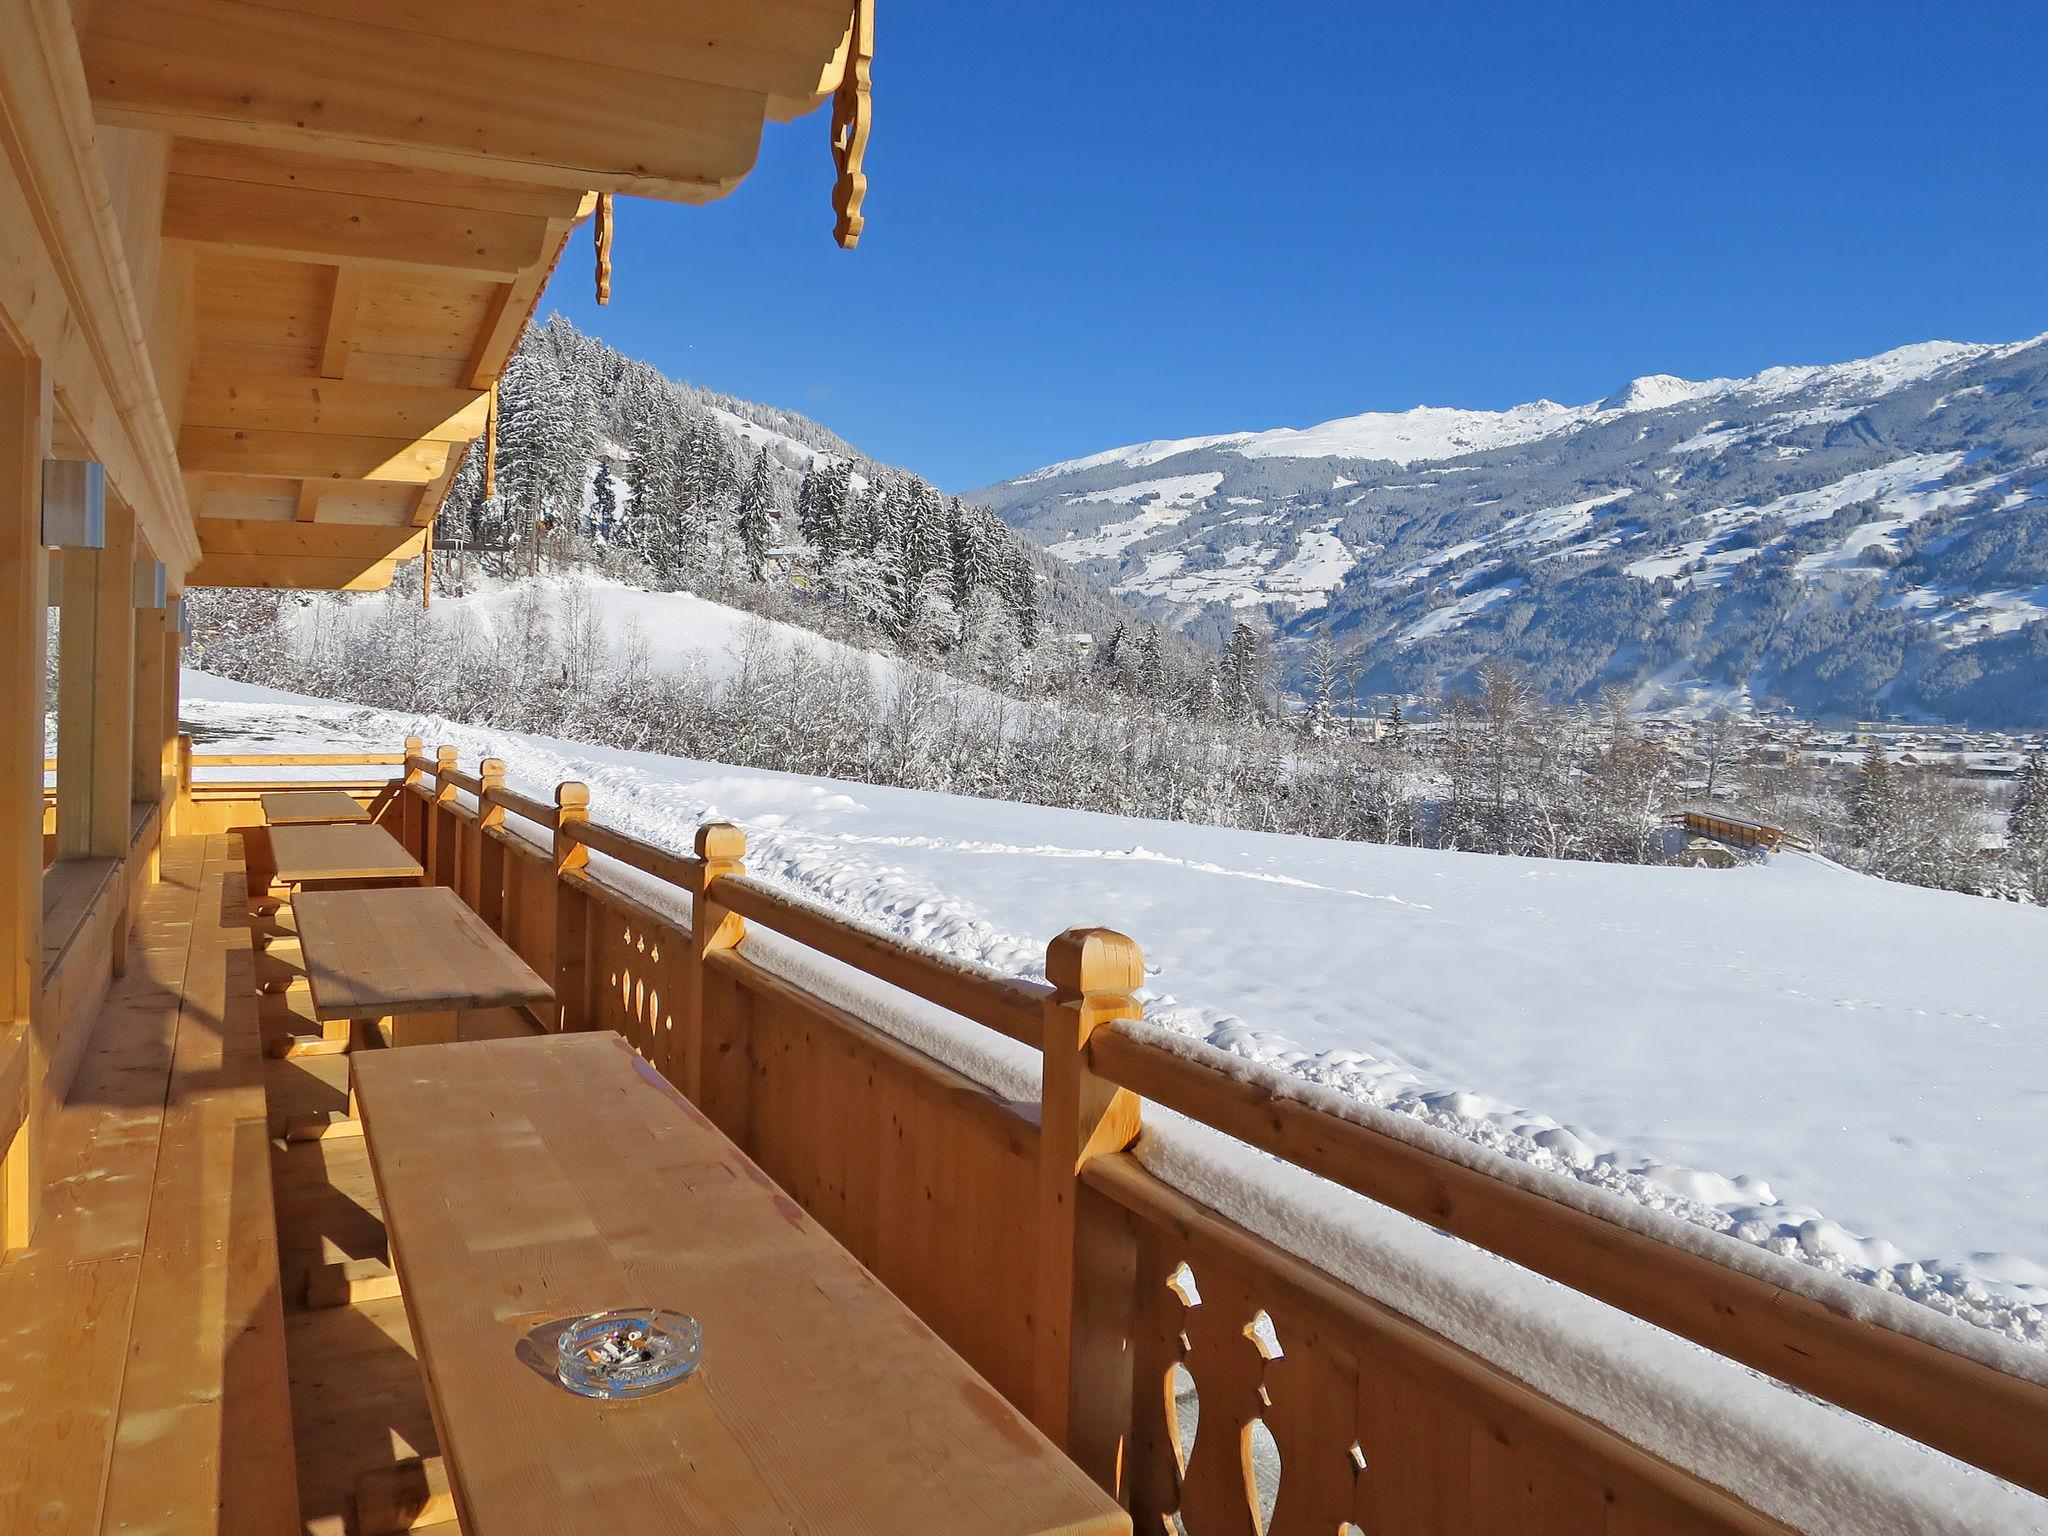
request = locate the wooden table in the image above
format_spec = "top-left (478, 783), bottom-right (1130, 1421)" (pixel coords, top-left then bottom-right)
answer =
top-left (268, 822), bottom-right (422, 888)
top-left (295, 885), bottom-right (552, 1048)
top-left (351, 1033), bottom-right (1129, 1536)
top-left (261, 788), bottom-right (372, 825)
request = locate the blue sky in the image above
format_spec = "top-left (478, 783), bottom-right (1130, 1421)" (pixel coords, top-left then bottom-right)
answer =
top-left (540, 3), bottom-right (2048, 493)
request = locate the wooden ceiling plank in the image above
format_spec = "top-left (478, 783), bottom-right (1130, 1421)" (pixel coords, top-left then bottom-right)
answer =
top-left (164, 173), bottom-right (549, 280)
top-left (184, 372), bottom-right (488, 443)
top-left (178, 424), bottom-right (453, 483)
top-left (166, 142), bottom-right (593, 219)
top-left (185, 553), bottom-right (400, 590)
top-left (320, 266), bottom-right (365, 378)
top-left (84, 0), bottom-right (767, 200)
top-left (337, 353), bottom-right (471, 389)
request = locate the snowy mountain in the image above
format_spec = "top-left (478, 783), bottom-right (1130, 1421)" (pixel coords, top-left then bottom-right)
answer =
top-left (977, 334), bottom-right (2048, 726)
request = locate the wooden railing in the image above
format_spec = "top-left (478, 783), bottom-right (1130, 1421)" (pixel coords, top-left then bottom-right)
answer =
top-left (195, 739), bottom-right (2048, 1531)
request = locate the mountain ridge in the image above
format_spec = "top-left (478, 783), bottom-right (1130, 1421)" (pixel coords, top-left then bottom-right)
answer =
top-left (975, 331), bottom-right (2048, 727)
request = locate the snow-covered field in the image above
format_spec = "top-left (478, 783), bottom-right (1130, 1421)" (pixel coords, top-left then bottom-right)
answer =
top-left (318, 574), bottom-right (888, 687)
top-left (182, 665), bottom-right (2047, 1344)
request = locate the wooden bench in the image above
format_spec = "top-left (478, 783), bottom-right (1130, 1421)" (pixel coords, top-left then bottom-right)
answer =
top-left (351, 1032), bottom-right (1129, 1536)
top-left (0, 833), bottom-right (298, 1534)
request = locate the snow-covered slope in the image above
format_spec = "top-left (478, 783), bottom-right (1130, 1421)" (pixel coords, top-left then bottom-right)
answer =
top-left (184, 669), bottom-right (2048, 1341)
top-left (377, 574), bottom-right (902, 687)
top-left (980, 333), bottom-right (2048, 726)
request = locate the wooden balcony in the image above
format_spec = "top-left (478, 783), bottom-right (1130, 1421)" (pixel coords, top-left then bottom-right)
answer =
top-left (3, 741), bottom-right (2043, 1534)
top-left (1, 5), bottom-right (2044, 1524)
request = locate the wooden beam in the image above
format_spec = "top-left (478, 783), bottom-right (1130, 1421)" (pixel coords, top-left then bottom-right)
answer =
top-left (179, 426), bottom-right (453, 484)
top-left (294, 483), bottom-right (321, 523)
top-left (55, 542), bottom-right (99, 860)
top-left (185, 371), bottom-right (488, 442)
top-left (132, 599), bottom-right (166, 802)
top-left (306, 1257), bottom-right (401, 1310)
top-left (164, 173), bottom-right (551, 280)
top-left (183, 0), bottom-right (853, 103)
top-left (90, 500), bottom-right (138, 859)
top-left (196, 518), bottom-right (425, 558)
top-left (464, 205), bottom-right (585, 389)
top-left (187, 554), bottom-right (400, 591)
top-left (161, 595), bottom-right (180, 792)
top-left (408, 450), bottom-right (463, 527)
top-left (85, 0), bottom-right (768, 201)
top-left (0, 347), bottom-right (50, 1253)
top-left (0, 0), bottom-right (198, 569)
top-left (320, 266), bottom-right (366, 380)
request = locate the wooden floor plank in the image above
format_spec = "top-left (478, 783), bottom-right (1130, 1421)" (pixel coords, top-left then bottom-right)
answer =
top-left (0, 1254), bottom-right (144, 1532)
top-left (0, 841), bottom-right (219, 1531)
top-left (90, 833), bottom-right (301, 1535)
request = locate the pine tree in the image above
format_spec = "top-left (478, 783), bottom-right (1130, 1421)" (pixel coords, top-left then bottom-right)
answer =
top-left (1098, 619), bottom-right (1127, 678)
top-left (954, 502), bottom-right (1003, 604)
top-left (1382, 702), bottom-right (1410, 750)
top-left (2008, 751), bottom-right (2048, 902)
top-left (1849, 741), bottom-right (1901, 874)
top-left (794, 465), bottom-right (823, 551)
top-left (1220, 622), bottom-right (1268, 723)
top-left (1297, 628), bottom-right (1348, 737)
top-left (493, 343), bottom-right (578, 567)
top-left (736, 449), bottom-right (775, 581)
top-left (623, 399), bottom-right (685, 579)
top-left (898, 480), bottom-right (950, 613)
top-left (1135, 628), bottom-right (1166, 701)
top-left (589, 462), bottom-right (619, 543)
top-left (1000, 542), bottom-right (1039, 649)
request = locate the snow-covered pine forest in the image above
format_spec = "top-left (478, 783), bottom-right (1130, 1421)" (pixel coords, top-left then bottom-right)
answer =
top-left (186, 318), bottom-right (2048, 904)
top-left (437, 315), bottom-right (1049, 677)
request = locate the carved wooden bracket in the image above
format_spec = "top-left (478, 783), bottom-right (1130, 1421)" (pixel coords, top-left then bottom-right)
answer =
top-left (594, 191), bottom-right (615, 304)
top-left (831, 0), bottom-right (873, 249)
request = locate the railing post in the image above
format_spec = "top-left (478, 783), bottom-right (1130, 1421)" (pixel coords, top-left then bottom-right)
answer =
top-left (1032, 928), bottom-right (1144, 1456)
top-left (476, 758), bottom-right (506, 931)
top-left (552, 782), bottom-right (592, 1033)
top-left (679, 822), bottom-right (747, 1104)
top-left (429, 745), bottom-right (458, 889)
top-left (173, 731), bottom-right (192, 836)
top-left (400, 736), bottom-right (425, 857)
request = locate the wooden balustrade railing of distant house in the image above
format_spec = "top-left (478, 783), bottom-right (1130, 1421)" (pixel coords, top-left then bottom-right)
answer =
top-left (176, 738), bottom-right (2048, 1534)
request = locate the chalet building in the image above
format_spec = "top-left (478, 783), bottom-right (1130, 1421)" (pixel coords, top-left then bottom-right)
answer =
top-left (1, 4), bottom-right (2043, 1533)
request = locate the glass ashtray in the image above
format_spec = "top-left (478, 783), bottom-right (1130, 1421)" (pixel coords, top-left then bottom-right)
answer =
top-left (554, 1308), bottom-right (702, 1400)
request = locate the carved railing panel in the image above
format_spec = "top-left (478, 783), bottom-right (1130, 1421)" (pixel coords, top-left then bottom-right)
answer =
top-left (1096, 1159), bottom-right (1793, 1536)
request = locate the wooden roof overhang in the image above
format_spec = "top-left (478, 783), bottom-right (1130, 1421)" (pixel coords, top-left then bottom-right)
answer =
top-left (1, 0), bottom-right (866, 593)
